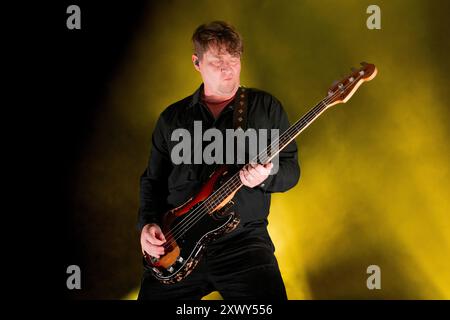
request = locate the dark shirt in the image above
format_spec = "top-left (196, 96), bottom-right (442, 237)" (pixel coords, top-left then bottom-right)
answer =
top-left (137, 84), bottom-right (300, 231)
top-left (202, 91), bottom-right (235, 119)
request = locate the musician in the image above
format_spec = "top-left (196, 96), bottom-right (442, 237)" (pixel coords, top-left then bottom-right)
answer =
top-left (137, 21), bottom-right (300, 300)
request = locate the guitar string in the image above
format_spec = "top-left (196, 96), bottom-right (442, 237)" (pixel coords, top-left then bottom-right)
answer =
top-left (160, 73), bottom-right (365, 250)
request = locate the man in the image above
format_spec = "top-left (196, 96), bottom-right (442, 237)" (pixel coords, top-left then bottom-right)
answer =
top-left (138, 21), bottom-right (300, 300)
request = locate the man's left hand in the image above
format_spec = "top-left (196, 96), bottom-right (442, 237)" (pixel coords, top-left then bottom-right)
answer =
top-left (239, 162), bottom-right (273, 188)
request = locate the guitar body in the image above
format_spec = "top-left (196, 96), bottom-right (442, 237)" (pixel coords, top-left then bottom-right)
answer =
top-left (144, 165), bottom-right (241, 284)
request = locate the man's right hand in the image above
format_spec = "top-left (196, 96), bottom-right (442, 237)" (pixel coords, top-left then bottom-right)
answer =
top-left (140, 223), bottom-right (166, 259)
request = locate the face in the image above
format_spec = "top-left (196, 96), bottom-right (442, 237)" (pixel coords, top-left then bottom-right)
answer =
top-left (193, 45), bottom-right (241, 96)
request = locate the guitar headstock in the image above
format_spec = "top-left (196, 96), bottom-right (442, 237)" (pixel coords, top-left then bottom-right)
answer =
top-left (325, 62), bottom-right (377, 107)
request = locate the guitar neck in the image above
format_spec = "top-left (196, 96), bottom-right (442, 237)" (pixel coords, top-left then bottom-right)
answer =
top-left (259, 98), bottom-right (329, 164)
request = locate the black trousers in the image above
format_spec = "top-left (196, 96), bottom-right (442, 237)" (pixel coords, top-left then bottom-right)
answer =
top-left (137, 221), bottom-right (287, 300)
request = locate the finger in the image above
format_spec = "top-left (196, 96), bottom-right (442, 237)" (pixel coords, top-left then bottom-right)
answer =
top-left (142, 243), bottom-right (164, 259)
top-left (145, 242), bottom-right (165, 256)
top-left (250, 163), bottom-right (266, 176)
top-left (244, 169), bottom-right (256, 182)
top-left (248, 162), bottom-right (258, 170)
top-left (155, 230), bottom-right (166, 242)
top-left (246, 166), bottom-right (261, 180)
top-left (146, 235), bottom-right (166, 246)
top-left (265, 162), bottom-right (274, 170)
top-left (248, 162), bottom-right (269, 176)
top-left (240, 170), bottom-right (248, 184)
top-left (263, 163), bottom-right (273, 175)
top-left (250, 164), bottom-right (268, 177)
top-left (147, 228), bottom-right (165, 244)
top-left (145, 240), bottom-right (165, 252)
top-left (240, 170), bottom-right (251, 186)
top-left (149, 227), bottom-right (159, 237)
top-left (245, 170), bottom-right (260, 187)
top-left (260, 162), bottom-right (273, 174)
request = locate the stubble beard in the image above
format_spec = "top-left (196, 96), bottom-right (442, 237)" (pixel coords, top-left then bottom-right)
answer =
top-left (217, 79), bottom-right (239, 96)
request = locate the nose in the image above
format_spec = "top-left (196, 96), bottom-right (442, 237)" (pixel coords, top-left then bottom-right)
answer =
top-left (221, 70), bottom-right (233, 80)
top-left (221, 63), bottom-right (233, 76)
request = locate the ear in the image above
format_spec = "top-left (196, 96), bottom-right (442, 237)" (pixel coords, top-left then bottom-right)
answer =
top-left (192, 54), bottom-right (200, 71)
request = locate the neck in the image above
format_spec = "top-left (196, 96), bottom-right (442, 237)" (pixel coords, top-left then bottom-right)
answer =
top-left (203, 84), bottom-right (239, 103)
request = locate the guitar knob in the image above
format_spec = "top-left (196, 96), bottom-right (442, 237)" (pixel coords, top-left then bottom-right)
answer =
top-left (177, 256), bottom-right (184, 263)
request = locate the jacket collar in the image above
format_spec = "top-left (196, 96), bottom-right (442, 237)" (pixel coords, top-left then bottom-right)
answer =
top-left (189, 83), bottom-right (204, 108)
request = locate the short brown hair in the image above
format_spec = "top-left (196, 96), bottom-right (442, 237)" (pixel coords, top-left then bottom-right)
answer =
top-left (192, 21), bottom-right (243, 60)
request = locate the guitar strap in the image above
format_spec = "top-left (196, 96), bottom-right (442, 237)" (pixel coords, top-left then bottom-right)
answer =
top-left (232, 86), bottom-right (248, 130)
top-left (197, 86), bottom-right (249, 182)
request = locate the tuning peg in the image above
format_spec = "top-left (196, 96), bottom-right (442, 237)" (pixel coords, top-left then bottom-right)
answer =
top-left (360, 61), bottom-right (368, 66)
top-left (331, 80), bottom-right (339, 86)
